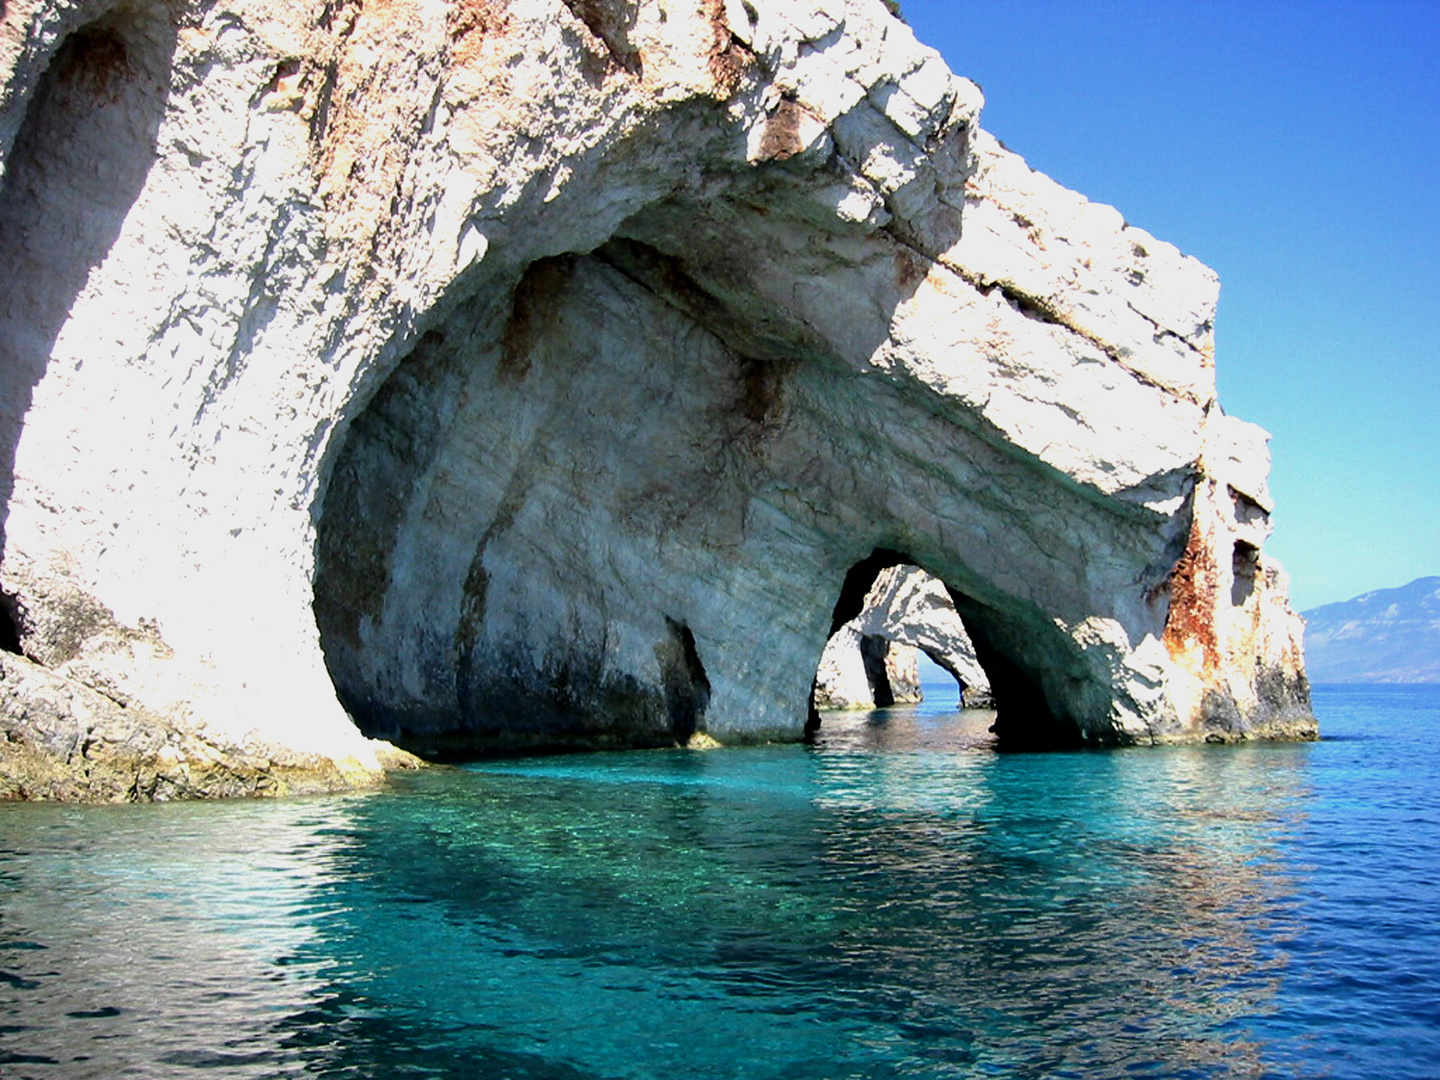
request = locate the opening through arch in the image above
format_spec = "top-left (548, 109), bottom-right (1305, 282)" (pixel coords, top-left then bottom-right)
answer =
top-left (808, 550), bottom-right (1083, 750)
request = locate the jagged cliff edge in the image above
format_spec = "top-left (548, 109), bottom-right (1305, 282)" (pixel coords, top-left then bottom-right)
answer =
top-left (0, 0), bottom-right (1313, 799)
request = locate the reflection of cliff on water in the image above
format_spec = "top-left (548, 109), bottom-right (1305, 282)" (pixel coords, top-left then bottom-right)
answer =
top-left (806, 725), bottom-right (1312, 1076)
top-left (0, 731), bottom-right (1315, 1078)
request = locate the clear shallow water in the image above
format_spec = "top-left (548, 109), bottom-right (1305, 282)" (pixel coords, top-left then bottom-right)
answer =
top-left (1, 685), bottom-right (1438, 1079)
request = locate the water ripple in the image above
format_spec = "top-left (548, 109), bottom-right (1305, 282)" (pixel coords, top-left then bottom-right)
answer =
top-left (0, 689), bottom-right (1436, 1078)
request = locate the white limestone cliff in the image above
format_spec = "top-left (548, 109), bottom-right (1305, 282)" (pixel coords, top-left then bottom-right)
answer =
top-left (0, 0), bottom-right (1314, 797)
top-left (813, 565), bottom-right (991, 710)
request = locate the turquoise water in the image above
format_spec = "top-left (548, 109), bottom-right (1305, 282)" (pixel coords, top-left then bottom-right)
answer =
top-left (2, 684), bottom-right (1438, 1078)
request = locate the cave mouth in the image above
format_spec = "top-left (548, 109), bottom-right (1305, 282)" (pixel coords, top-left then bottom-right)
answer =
top-left (312, 241), bottom-right (766, 760)
top-left (1232, 540), bottom-right (1259, 607)
top-left (809, 550), bottom-right (1082, 750)
top-left (312, 231), bottom-right (1090, 756)
top-left (312, 191), bottom-right (1084, 757)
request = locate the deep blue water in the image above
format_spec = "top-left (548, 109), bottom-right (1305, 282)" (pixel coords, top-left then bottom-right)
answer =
top-left (1, 684), bottom-right (1438, 1079)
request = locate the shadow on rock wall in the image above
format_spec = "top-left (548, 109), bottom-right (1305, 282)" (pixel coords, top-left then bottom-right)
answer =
top-left (310, 131), bottom-right (1021, 757)
top-left (0, 3), bottom-right (176, 644)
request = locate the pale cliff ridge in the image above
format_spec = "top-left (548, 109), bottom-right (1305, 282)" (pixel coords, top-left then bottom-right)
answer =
top-left (0, 0), bottom-right (1314, 798)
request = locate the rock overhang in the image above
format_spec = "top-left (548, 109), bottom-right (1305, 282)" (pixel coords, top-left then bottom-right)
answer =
top-left (0, 0), bottom-right (1315, 798)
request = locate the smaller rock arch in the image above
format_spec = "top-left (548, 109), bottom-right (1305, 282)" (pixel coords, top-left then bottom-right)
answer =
top-left (808, 552), bottom-right (1078, 748)
top-left (811, 563), bottom-right (993, 713)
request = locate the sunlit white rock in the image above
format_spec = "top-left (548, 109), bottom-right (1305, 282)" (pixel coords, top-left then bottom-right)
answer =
top-left (0, 0), bottom-right (1314, 797)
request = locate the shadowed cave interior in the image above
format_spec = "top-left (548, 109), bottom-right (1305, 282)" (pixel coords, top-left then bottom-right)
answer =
top-left (313, 231), bottom-right (1090, 758)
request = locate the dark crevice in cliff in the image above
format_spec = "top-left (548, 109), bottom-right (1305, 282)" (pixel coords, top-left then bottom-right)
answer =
top-left (859, 635), bottom-right (897, 708)
top-left (0, 595), bottom-right (21, 655)
top-left (1124, 298), bottom-right (1215, 363)
top-left (1232, 540), bottom-right (1259, 607)
top-left (561, 0), bottom-right (643, 78)
top-left (661, 619), bottom-right (710, 743)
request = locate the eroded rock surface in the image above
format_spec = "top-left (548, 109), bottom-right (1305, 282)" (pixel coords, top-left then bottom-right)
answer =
top-left (0, 651), bottom-right (420, 801)
top-left (813, 565), bottom-right (991, 710)
top-left (0, 0), bottom-right (1314, 796)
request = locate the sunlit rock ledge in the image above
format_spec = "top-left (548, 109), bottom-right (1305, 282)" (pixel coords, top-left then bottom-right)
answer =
top-left (0, 0), bottom-right (1314, 799)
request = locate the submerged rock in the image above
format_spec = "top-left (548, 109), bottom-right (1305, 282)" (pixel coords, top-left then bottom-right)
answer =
top-left (0, 0), bottom-right (1314, 797)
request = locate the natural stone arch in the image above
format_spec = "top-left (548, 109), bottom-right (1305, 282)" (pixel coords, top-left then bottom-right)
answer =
top-left (0, 0), bottom-right (1314, 800)
top-left (812, 564), bottom-right (992, 713)
top-left (311, 207), bottom-right (948, 757)
top-left (310, 82), bottom-right (1310, 757)
top-left (312, 167), bottom-right (1173, 757)
top-left (806, 552), bottom-right (1089, 747)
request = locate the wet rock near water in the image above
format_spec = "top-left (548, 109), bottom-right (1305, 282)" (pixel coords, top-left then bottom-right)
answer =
top-left (0, 652), bottom-right (419, 801)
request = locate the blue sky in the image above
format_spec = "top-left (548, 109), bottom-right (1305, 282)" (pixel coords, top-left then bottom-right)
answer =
top-left (900, 0), bottom-right (1439, 611)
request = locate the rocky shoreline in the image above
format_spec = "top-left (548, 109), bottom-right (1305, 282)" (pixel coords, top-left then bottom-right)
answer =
top-left (0, 652), bottom-right (423, 802)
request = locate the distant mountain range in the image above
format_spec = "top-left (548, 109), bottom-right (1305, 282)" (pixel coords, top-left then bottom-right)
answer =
top-left (1302, 576), bottom-right (1440, 684)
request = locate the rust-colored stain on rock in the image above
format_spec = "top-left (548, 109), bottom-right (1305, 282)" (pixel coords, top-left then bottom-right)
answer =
top-left (447, 0), bottom-right (510, 66)
top-left (757, 97), bottom-right (806, 161)
top-left (704, 0), bottom-right (751, 97)
top-left (1164, 516), bottom-right (1221, 672)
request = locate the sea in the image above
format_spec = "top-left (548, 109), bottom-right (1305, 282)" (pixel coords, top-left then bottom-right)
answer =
top-left (1, 681), bottom-right (1437, 1079)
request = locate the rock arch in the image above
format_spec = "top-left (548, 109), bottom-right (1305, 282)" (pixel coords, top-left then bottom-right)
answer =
top-left (804, 553), bottom-right (1088, 748)
top-left (0, 0), bottom-right (1314, 798)
top-left (812, 564), bottom-right (992, 714)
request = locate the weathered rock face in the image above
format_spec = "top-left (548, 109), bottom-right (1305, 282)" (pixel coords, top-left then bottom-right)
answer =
top-left (0, 0), bottom-right (1314, 796)
top-left (0, 650), bottom-right (419, 801)
top-left (813, 565), bottom-right (991, 710)
top-left (814, 630), bottom-right (922, 710)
